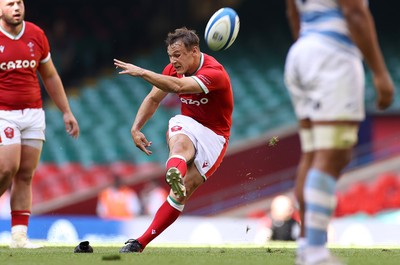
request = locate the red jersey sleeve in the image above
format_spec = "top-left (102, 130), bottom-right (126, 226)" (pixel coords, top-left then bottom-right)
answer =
top-left (192, 67), bottom-right (228, 94)
top-left (39, 29), bottom-right (51, 63)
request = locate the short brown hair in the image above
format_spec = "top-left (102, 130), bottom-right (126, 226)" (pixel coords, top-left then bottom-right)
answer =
top-left (165, 27), bottom-right (200, 50)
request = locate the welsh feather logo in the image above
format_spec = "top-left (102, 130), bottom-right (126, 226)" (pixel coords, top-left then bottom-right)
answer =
top-left (0, 45), bottom-right (4, 53)
top-left (27, 42), bottom-right (35, 57)
top-left (4, 127), bottom-right (14, 139)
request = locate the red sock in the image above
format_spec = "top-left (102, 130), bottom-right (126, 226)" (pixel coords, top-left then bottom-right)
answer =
top-left (11, 210), bottom-right (31, 227)
top-left (137, 200), bottom-right (182, 248)
top-left (166, 155), bottom-right (187, 177)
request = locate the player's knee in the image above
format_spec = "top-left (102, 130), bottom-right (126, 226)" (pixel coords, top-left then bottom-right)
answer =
top-left (169, 135), bottom-right (195, 155)
top-left (0, 164), bottom-right (17, 180)
top-left (338, 149), bottom-right (353, 169)
top-left (14, 169), bottom-right (35, 184)
top-left (0, 167), bottom-right (15, 191)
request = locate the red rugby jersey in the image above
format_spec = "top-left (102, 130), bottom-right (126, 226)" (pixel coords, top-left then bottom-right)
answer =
top-left (162, 53), bottom-right (233, 139)
top-left (0, 21), bottom-right (50, 110)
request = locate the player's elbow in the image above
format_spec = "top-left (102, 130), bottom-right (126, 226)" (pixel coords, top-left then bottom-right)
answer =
top-left (146, 94), bottom-right (163, 107)
top-left (169, 79), bottom-right (192, 94)
top-left (169, 83), bottom-right (183, 93)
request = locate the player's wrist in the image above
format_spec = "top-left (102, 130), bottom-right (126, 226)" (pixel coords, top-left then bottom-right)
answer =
top-left (131, 127), bottom-right (141, 134)
top-left (140, 68), bottom-right (148, 77)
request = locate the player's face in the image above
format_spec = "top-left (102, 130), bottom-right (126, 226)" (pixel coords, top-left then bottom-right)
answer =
top-left (167, 41), bottom-right (197, 75)
top-left (0, 0), bottom-right (25, 26)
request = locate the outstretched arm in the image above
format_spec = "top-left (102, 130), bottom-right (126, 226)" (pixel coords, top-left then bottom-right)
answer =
top-left (114, 59), bottom-right (202, 94)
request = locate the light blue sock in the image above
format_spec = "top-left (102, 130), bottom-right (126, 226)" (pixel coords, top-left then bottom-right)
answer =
top-left (304, 169), bottom-right (336, 246)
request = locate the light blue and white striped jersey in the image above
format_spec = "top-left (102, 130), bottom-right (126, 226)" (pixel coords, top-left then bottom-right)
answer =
top-left (295, 0), bottom-right (365, 57)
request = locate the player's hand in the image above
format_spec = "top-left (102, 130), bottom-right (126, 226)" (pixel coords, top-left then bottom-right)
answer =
top-left (114, 59), bottom-right (144, 77)
top-left (373, 72), bottom-right (394, 110)
top-left (63, 112), bottom-right (80, 139)
top-left (131, 129), bottom-right (152, 155)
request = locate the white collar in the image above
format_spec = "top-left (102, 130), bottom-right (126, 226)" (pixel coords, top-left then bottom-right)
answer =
top-left (0, 21), bottom-right (25, 40)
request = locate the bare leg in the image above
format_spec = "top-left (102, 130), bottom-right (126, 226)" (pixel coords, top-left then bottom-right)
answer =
top-left (0, 144), bottom-right (20, 197)
top-left (10, 143), bottom-right (42, 249)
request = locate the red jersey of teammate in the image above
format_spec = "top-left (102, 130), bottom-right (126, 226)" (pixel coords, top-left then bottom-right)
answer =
top-left (0, 21), bottom-right (50, 110)
top-left (162, 53), bottom-right (233, 139)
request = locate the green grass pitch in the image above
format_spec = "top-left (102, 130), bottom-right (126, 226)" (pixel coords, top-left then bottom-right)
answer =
top-left (1, 242), bottom-right (400, 265)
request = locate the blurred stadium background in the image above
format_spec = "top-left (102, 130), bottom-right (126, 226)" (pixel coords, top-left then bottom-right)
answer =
top-left (1, 0), bottom-right (400, 246)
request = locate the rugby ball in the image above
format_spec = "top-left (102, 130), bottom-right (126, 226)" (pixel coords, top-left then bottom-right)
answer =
top-left (204, 7), bottom-right (240, 51)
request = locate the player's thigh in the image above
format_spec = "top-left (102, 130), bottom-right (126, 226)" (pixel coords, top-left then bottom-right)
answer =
top-left (311, 52), bottom-right (364, 121)
top-left (168, 114), bottom-right (226, 178)
top-left (0, 111), bottom-right (23, 171)
top-left (0, 144), bottom-right (21, 177)
top-left (285, 39), bottom-right (364, 122)
top-left (18, 142), bottom-right (43, 178)
top-left (168, 133), bottom-right (196, 161)
top-left (284, 39), bottom-right (320, 120)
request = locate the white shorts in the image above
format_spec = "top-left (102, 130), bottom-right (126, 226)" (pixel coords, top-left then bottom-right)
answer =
top-left (284, 36), bottom-right (365, 122)
top-left (0, 108), bottom-right (46, 145)
top-left (168, 114), bottom-right (227, 180)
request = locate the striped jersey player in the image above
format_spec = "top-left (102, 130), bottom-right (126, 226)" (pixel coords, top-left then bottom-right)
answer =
top-left (284, 0), bottom-right (393, 264)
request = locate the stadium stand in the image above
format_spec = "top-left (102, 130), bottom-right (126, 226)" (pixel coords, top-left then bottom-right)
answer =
top-left (335, 171), bottom-right (400, 217)
top-left (22, 1), bottom-right (400, 217)
top-left (32, 35), bottom-right (400, 213)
